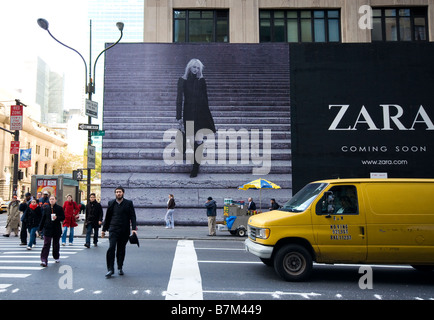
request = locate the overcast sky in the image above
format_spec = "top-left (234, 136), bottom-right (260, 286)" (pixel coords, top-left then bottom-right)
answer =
top-left (1, 0), bottom-right (90, 109)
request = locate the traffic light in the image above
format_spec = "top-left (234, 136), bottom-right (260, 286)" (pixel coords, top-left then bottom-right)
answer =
top-left (18, 170), bottom-right (23, 180)
top-left (73, 169), bottom-right (83, 181)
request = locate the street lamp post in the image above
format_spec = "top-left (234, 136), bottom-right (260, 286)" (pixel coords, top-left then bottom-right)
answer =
top-left (37, 18), bottom-right (123, 203)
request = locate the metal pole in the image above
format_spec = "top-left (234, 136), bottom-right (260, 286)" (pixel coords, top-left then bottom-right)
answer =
top-left (12, 99), bottom-right (25, 198)
top-left (12, 129), bottom-right (19, 197)
top-left (37, 18), bottom-right (123, 203)
top-left (87, 19), bottom-right (93, 204)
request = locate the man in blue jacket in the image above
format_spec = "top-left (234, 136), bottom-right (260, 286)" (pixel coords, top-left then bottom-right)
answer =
top-left (102, 186), bottom-right (137, 278)
top-left (205, 197), bottom-right (217, 236)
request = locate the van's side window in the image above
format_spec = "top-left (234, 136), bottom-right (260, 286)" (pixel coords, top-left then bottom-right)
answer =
top-left (316, 185), bottom-right (358, 215)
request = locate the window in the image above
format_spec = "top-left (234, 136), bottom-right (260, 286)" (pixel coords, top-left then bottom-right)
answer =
top-left (281, 183), bottom-right (328, 212)
top-left (260, 9), bottom-right (341, 43)
top-left (174, 10), bottom-right (229, 43)
top-left (316, 185), bottom-right (358, 215)
top-left (372, 7), bottom-right (428, 41)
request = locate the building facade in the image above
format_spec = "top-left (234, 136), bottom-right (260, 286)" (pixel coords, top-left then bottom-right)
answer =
top-left (99, 0), bottom-right (434, 224)
top-left (0, 98), bottom-right (67, 201)
top-left (143, 0), bottom-right (434, 43)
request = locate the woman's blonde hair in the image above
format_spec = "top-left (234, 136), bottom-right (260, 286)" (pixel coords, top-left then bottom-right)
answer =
top-left (182, 58), bottom-right (204, 80)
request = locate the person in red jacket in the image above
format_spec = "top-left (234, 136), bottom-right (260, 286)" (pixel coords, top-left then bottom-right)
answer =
top-left (62, 194), bottom-right (79, 246)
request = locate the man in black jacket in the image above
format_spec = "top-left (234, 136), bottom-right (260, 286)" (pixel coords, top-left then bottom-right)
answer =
top-left (102, 186), bottom-right (137, 278)
top-left (84, 193), bottom-right (103, 248)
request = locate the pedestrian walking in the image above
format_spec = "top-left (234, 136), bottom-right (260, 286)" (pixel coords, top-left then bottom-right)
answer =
top-left (3, 195), bottom-right (20, 237)
top-left (84, 193), bottom-right (103, 248)
top-left (205, 196), bottom-right (217, 236)
top-left (102, 186), bottom-right (137, 278)
top-left (38, 196), bottom-right (65, 267)
top-left (62, 194), bottom-right (79, 246)
top-left (25, 199), bottom-right (42, 250)
top-left (38, 191), bottom-right (50, 208)
top-left (165, 194), bottom-right (176, 229)
top-left (19, 192), bottom-right (32, 245)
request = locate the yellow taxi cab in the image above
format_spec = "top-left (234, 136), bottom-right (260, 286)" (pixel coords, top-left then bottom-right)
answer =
top-left (0, 199), bottom-right (8, 214)
top-left (245, 178), bottom-right (434, 281)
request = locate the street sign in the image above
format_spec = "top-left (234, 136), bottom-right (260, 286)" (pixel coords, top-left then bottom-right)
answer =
top-left (78, 123), bottom-right (99, 131)
top-left (10, 141), bottom-right (19, 154)
top-left (85, 99), bottom-right (98, 118)
top-left (88, 146), bottom-right (96, 169)
top-left (10, 105), bottom-right (23, 130)
top-left (91, 130), bottom-right (105, 137)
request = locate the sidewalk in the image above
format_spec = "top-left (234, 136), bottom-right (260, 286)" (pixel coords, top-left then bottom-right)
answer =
top-left (76, 220), bottom-right (246, 241)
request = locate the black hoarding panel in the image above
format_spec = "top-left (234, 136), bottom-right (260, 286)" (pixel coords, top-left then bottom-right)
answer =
top-left (290, 43), bottom-right (434, 192)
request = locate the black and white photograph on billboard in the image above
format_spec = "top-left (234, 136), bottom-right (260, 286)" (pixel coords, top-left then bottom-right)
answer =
top-left (102, 43), bottom-right (291, 224)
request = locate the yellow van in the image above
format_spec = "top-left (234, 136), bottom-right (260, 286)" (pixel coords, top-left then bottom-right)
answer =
top-left (245, 178), bottom-right (434, 281)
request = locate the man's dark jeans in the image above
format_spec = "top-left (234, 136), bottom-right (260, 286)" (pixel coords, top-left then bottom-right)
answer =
top-left (85, 223), bottom-right (100, 245)
top-left (106, 230), bottom-right (129, 271)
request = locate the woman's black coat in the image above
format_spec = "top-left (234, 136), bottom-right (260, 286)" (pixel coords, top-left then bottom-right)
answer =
top-left (176, 73), bottom-right (216, 134)
top-left (26, 206), bottom-right (42, 229)
top-left (39, 204), bottom-right (65, 237)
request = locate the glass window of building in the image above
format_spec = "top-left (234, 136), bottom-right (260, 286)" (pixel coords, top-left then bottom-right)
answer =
top-left (173, 10), bottom-right (229, 43)
top-left (260, 9), bottom-right (341, 43)
top-left (372, 7), bottom-right (428, 41)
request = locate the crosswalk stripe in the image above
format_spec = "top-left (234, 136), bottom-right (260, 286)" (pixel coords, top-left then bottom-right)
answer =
top-left (0, 273), bottom-right (31, 278)
top-left (2, 251), bottom-right (77, 254)
top-left (0, 237), bottom-right (108, 293)
top-left (0, 256), bottom-right (69, 259)
top-left (0, 260), bottom-right (55, 263)
top-left (165, 240), bottom-right (203, 300)
top-left (0, 266), bottom-right (43, 270)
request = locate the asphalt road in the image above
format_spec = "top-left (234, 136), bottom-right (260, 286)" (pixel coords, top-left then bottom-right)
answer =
top-left (0, 235), bottom-right (433, 301)
top-left (0, 213), bottom-right (433, 304)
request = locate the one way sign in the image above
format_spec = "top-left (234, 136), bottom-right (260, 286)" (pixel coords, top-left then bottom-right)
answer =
top-left (78, 123), bottom-right (99, 131)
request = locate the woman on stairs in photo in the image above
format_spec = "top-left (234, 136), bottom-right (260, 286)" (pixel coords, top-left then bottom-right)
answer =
top-left (176, 58), bottom-right (216, 178)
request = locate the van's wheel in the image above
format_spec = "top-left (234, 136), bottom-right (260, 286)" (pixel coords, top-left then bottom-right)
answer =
top-left (274, 244), bottom-right (312, 281)
top-left (237, 227), bottom-right (246, 237)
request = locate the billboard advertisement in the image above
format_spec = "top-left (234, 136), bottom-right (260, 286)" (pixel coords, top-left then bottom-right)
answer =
top-left (102, 43), bottom-right (291, 224)
top-left (102, 42), bottom-right (434, 224)
top-left (290, 43), bottom-right (434, 192)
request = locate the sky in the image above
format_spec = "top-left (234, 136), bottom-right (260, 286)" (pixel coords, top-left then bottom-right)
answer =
top-left (1, 0), bottom-right (90, 110)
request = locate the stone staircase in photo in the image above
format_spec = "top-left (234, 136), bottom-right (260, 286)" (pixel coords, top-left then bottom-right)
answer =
top-left (101, 43), bottom-right (291, 225)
